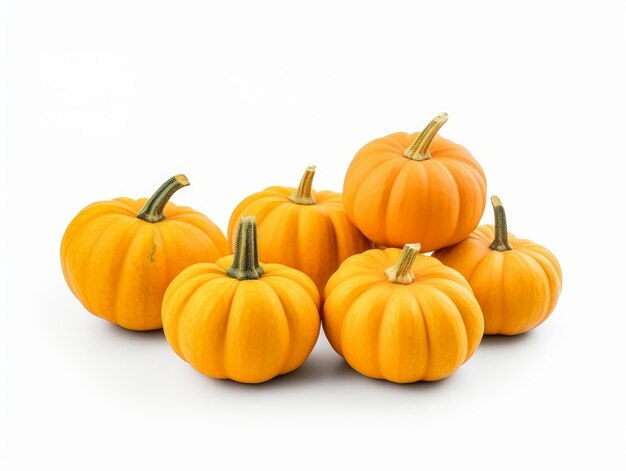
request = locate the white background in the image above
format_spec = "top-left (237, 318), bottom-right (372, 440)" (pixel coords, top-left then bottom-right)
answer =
top-left (2, 1), bottom-right (625, 469)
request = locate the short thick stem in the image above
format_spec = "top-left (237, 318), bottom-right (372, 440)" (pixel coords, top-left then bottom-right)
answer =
top-left (404, 113), bottom-right (448, 161)
top-left (137, 174), bottom-right (189, 223)
top-left (227, 216), bottom-right (264, 280)
top-left (489, 196), bottom-right (513, 251)
top-left (288, 166), bottom-right (317, 205)
top-left (385, 243), bottom-right (421, 284)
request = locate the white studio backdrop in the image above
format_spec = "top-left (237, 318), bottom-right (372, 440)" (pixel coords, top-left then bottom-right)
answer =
top-left (1, 1), bottom-right (625, 469)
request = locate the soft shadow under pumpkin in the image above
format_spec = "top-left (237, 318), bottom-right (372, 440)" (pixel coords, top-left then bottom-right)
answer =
top-left (206, 348), bottom-right (455, 391)
top-left (104, 322), bottom-right (166, 343)
top-left (354, 369), bottom-right (456, 390)
top-left (478, 330), bottom-right (536, 347)
top-left (205, 347), bottom-right (345, 390)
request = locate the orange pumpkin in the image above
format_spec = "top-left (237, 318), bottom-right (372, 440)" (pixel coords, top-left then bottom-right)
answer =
top-left (343, 113), bottom-right (487, 252)
top-left (60, 175), bottom-right (229, 331)
top-left (433, 196), bottom-right (562, 335)
top-left (162, 216), bottom-right (321, 383)
top-left (323, 243), bottom-right (484, 383)
top-left (228, 166), bottom-right (373, 293)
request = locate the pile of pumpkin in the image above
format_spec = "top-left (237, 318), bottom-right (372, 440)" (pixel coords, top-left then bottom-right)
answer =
top-left (61, 113), bottom-right (562, 384)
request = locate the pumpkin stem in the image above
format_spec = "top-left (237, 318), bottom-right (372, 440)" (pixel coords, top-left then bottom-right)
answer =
top-left (489, 195), bottom-right (513, 251)
top-left (404, 113), bottom-right (448, 161)
top-left (137, 174), bottom-right (189, 223)
top-left (385, 243), bottom-right (421, 284)
top-left (227, 216), bottom-right (264, 280)
top-left (288, 166), bottom-right (317, 205)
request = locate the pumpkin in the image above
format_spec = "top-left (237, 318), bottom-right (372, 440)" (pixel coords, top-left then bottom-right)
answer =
top-left (342, 113), bottom-right (487, 252)
top-left (433, 196), bottom-right (562, 335)
top-left (60, 175), bottom-right (229, 331)
top-left (227, 165), bottom-right (373, 293)
top-left (323, 243), bottom-right (484, 383)
top-left (162, 216), bottom-right (321, 383)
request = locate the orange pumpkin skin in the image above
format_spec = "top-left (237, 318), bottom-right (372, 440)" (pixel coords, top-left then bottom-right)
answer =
top-left (228, 166), bottom-right (373, 294)
top-left (323, 245), bottom-right (484, 383)
top-left (433, 227), bottom-right (562, 335)
top-left (343, 114), bottom-right (487, 252)
top-left (61, 176), bottom-right (229, 331)
top-left (433, 198), bottom-right (562, 335)
top-left (162, 217), bottom-right (321, 383)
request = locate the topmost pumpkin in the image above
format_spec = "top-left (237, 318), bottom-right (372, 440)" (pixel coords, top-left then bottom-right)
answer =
top-left (343, 113), bottom-right (487, 252)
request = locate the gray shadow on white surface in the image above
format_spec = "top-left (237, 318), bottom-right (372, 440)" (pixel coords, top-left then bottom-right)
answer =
top-left (97, 324), bottom-right (459, 391)
top-left (209, 343), bottom-right (453, 392)
top-left (103, 322), bottom-right (167, 343)
top-left (478, 330), bottom-right (535, 348)
top-left (206, 345), bottom-right (347, 391)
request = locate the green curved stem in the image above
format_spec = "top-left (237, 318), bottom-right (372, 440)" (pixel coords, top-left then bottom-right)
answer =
top-left (137, 174), bottom-right (189, 223)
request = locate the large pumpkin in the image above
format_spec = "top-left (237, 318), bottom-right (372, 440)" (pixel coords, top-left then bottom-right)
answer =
top-left (228, 165), bottom-right (373, 293)
top-left (343, 113), bottom-right (487, 252)
top-left (60, 175), bottom-right (229, 331)
top-left (433, 196), bottom-right (562, 335)
top-left (162, 216), bottom-right (321, 383)
top-left (323, 243), bottom-right (484, 383)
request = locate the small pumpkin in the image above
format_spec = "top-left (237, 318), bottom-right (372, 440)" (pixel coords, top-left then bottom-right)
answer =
top-left (60, 175), bottom-right (229, 331)
top-left (343, 113), bottom-right (487, 252)
top-left (227, 165), bottom-right (373, 293)
top-left (433, 196), bottom-right (562, 335)
top-left (162, 216), bottom-right (321, 383)
top-left (323, 243), bottom-right (484, 383)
